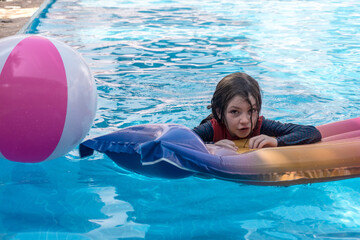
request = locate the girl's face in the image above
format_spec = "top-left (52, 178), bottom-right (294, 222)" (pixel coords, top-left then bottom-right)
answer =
top-left (223, 95), bottom-right (258, 138)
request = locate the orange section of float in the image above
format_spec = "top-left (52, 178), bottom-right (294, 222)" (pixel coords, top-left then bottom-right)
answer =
top-left (224, 118), bottom-right (360, 185)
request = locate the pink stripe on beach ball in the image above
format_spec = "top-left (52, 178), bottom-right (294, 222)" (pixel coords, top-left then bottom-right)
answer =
top-left (0, 36), bottom-right (68, 163)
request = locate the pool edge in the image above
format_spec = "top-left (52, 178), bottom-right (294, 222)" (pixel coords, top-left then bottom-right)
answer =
top-left (17, 0), bottom-right (55, 35)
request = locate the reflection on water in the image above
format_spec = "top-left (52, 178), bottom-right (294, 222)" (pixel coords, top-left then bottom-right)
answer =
top-left (87, 187), bottom-right (149, 239)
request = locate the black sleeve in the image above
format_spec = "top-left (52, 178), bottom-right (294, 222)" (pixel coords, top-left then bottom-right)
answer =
top-left (192, 120), bottom-right (214, 142)
top-left (260, 117), bottom-right (322, 146)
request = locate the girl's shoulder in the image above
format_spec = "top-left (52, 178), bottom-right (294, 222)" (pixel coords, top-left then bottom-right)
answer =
top-left (193, 120), bottom-right (214, 142)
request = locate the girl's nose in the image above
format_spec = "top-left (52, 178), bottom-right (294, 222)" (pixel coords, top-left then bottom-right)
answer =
top-left (239, 112), bottom-right (250, 124)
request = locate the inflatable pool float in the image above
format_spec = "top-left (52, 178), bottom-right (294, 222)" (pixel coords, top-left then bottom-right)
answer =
top-left (79, 117), bottom-right (360, 186)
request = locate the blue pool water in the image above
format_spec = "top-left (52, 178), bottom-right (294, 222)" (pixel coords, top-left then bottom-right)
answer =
top-left (1, 0), bottom-right (360, 239)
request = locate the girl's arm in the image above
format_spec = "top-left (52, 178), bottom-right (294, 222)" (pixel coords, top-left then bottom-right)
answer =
top-left (260, 118), bottom-right (322, 146)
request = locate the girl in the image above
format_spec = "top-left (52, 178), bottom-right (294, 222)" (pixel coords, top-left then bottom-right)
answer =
top-left (193, 72), bottom-right (322, 151)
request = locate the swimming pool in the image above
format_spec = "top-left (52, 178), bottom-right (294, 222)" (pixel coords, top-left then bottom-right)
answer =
top-left (2, 0), bottom-right (359, 238)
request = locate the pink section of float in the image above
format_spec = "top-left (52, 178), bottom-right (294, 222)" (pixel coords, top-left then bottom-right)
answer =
top-left (318, 117), bottom-right (360, 142)
top-left (0, 36), bottom-right (68, 162)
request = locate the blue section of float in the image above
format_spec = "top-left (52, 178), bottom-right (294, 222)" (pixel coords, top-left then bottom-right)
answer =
top-left (80, 124), bottom-right (220, 179)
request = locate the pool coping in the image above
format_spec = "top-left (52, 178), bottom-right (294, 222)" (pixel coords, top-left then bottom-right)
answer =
top-left (17, 0), bottom-right (54, 34)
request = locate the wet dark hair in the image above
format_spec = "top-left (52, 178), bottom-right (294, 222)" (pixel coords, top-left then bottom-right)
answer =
top-left (201, 72), bottom-right (262, 132)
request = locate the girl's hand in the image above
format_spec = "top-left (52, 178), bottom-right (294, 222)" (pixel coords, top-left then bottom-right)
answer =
top-left (214, 139), bottom-right (239, 152)
top-left (249, 135), bottom-right (278, 149)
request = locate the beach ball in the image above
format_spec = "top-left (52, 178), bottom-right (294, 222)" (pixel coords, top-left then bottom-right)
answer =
top-left (0, 35), bottom-right (97, 163)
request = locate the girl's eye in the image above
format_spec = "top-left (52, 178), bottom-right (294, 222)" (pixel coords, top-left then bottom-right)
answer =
top-left (230, 110), bottom-right (239, 115)
top-left (250, 108), bottom-right (257, 114)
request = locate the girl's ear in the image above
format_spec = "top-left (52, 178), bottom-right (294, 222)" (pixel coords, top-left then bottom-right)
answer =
top-left (216, 109), bottom-right (221, 119)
